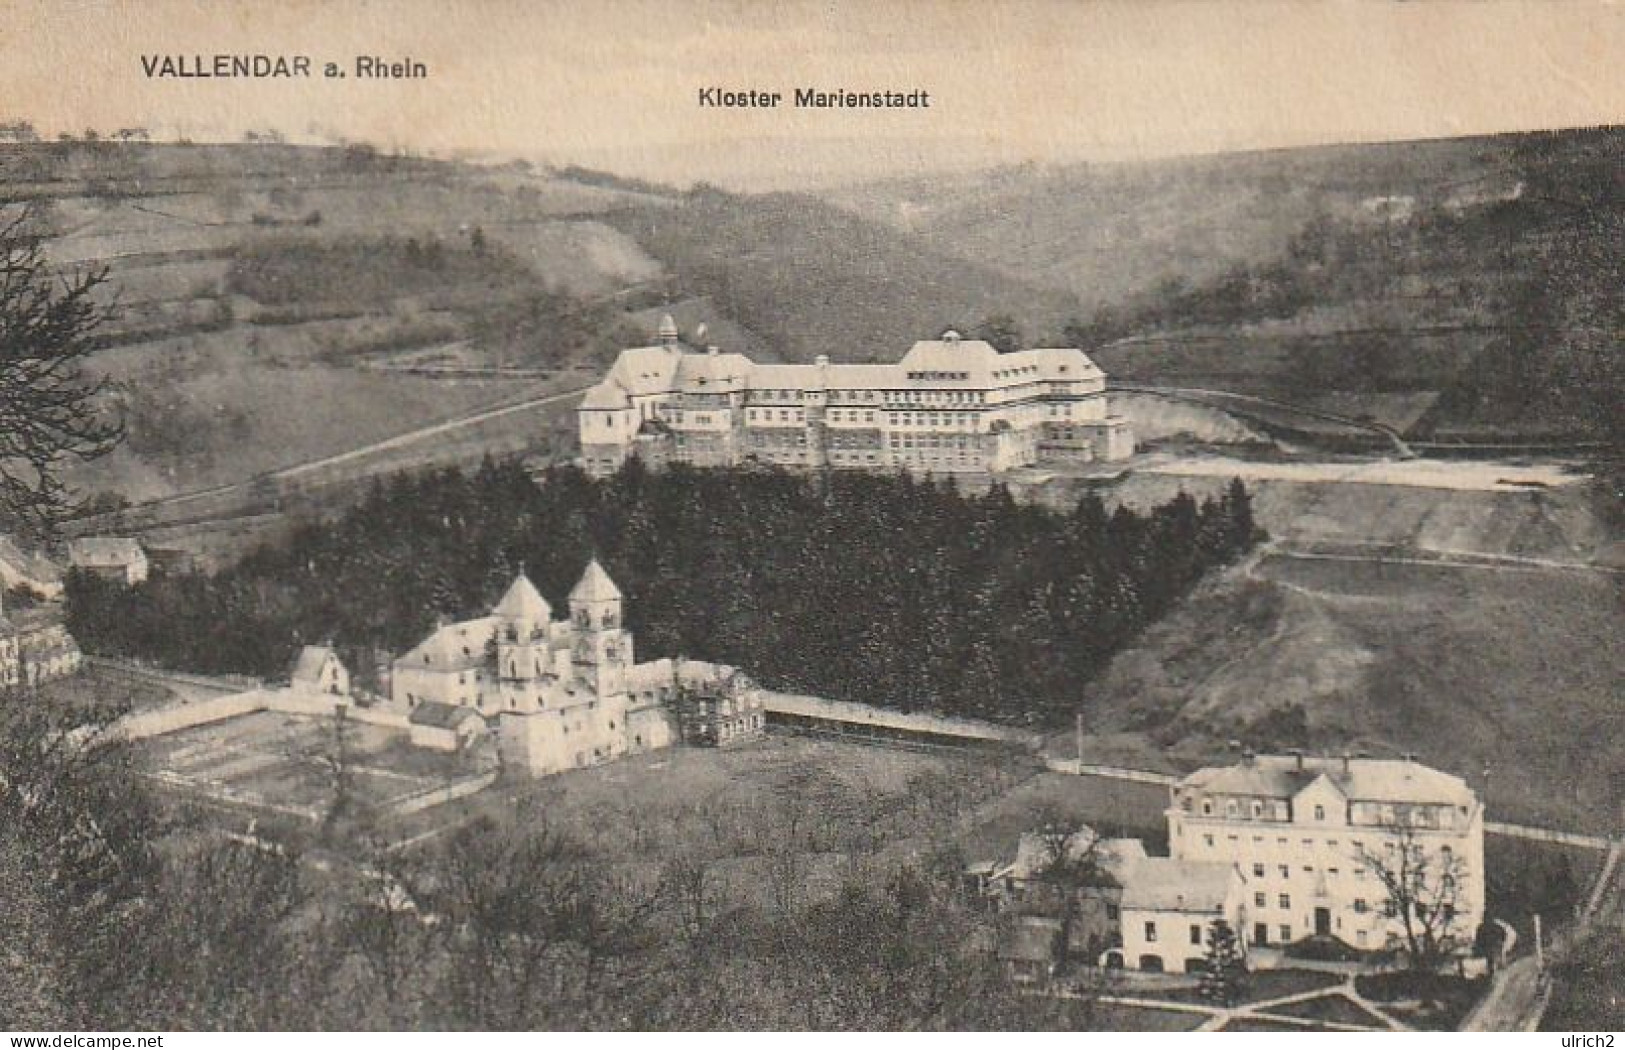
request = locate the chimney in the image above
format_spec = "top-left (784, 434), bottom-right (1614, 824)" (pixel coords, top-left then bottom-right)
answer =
top-left (1342, 751), bottom-right (1352, 775)
top-left (1402, 751), bottom-right (1417, 763)
top-left (707, 345), bottom-right (720, 357)
top-left (1241, 748), bottom-right (1255, 767)
top-left (1290, 748), bottom-right (1304, 773)
top-left (815, 354), bottom-right (830, 367)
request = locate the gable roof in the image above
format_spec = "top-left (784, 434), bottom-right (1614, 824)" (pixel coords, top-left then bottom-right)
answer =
top-left (291, 645), bottom-right (340, 683)
top-left (398, 616), bottom-right (496, 671)
top-left (579, 380), bottom-right (631, 410)
top-left (996, 829), bottom-right (1149, 888)
top-left (493, 574), bottom-right (551, 622)
top-left (570, 559), bottom-right (621, 603)
top-left (408, 701), bottom-right (484, 730)
top-left (1003, 827), bottom-right (1099, 881)
top-left (607, 345), bottom-right (682, 397)
top-left (67, 537), bottom-right (144, 567)
top-left (1120, 858), bottom-right (1239, 913)
top-left (674, 351), bottom-right (752, 391)
top-left (1179, 755), bottom-right (1475, 808)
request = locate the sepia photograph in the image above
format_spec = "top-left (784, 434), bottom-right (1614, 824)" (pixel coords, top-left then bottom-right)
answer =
top-left (0, 0), bottom-right (1621, 1037)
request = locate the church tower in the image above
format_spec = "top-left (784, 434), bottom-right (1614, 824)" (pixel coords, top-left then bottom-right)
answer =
top-left (570, 559), bottom-right (630, 696)
top-left (493, 572), bottom-right (552, 712)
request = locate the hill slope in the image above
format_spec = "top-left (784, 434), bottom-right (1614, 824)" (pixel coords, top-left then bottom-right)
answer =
top-left (831, 128), bottom-right (1625, 442)
top-left (601, 188), bottom-right (1082, 362)
top-left (2, 143), bottom-right (681, 504)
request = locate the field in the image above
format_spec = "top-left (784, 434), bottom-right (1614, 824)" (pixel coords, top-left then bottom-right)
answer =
top-left (142, 710), bottom-right (479, 824)
top-left (1093, 1004), bottom-right (1208, 1031)
top-left (952, 772), bottom-right (1171, 865)
top-left (1542, 928), bottom-right (1625, 1032)
top-left (378, 732), bottom-right (1034, 871)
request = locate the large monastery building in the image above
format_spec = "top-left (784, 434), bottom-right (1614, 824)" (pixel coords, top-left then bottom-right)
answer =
top-left (578, 317), bottom-right (1134, 478)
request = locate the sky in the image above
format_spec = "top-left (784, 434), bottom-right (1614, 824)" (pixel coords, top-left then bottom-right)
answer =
top-left (4, 0), bottom-right (1624, 190)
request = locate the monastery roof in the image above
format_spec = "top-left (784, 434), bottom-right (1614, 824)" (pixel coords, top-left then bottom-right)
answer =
top-left (898, 337), bottom-right (1004, 380)
top-left (493, 573), bottom-right (551, 622)
top-left (1180, 755), bottom-right (1476, 808)
top-left (290, 645), bottom-right (339, 683)
top-left (747, 360), bottom-right (909, 391)
top-left (408, 701), bottom-right (485, 730)
top-left (674, 351), bottom-right (752, 391)
top-left (579, 381), bottom-right (631, 410)
top-left (570, 559), bottom-right (621, 603)
top-left (67, 536), bottom-right (144, 567)
top-left (1120, 858), bottom-right (1238, 914)
top-left (591, 337), bottom-right (1108, 401)
top-left (607, 345), bottom-right (682, 397)
top-left (399, 616), bottom-right (496, 671)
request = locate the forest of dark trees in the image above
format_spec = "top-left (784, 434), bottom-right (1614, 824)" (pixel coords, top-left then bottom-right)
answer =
top-left (67, 461), bottom-right (1261, 726)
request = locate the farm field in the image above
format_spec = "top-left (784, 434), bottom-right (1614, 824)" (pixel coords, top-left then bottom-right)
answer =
top-left (63, 317), bottom-right (590, 502)
top-left (381, 733), bottom-right (1028, 855)
top-left (142, 710), bottom-right (480, 824)
top-left (952, 771), bottom-right (1171, 865)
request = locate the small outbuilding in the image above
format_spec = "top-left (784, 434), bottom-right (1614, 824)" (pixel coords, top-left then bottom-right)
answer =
top-left (408, 701), bottom-right (486, 751)
top-left (998, 915), bottom-right (1065, 984)
top-left (67, 537), bottom-right (149, 585)
top-left (290, 645), bottom-right (349, 697)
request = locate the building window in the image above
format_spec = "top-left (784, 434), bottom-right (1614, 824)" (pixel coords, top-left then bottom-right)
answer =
top-left (1254, 892), bottom-right (1266, 908)
top-left (1204, 834), bottom-right (1215, 848)
top-left (1279, 893), bottom-right (1291, 909)
top-left (1190, 925), bottom-right (1203, 946)
top-left (1253, 863), bottom-right (1265, 878)
top-left (1279, 865), bottom-right (1290, 879)
top-left (1354, 898), bottom-right (1368, 914)
top-left (1144, 922), bottom-right (1157, 943)
top-left (1314, 804), bottom-right (1326, 821)
top-left (1251, 801), bottom-right (1263, 819)
top-left (1202, 800), bottom-right (1213, 816)
top-left (1279, 925), bottom-right (1292, 942)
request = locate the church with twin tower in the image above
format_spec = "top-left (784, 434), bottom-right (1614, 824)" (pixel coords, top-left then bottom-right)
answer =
top-left (391, 560), bottom-right (764, 776)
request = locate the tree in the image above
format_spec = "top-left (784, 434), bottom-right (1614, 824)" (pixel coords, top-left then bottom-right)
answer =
top-left (1199, 918), bottom-right (1247, 1006)
top-left (1354, 818), bottom-right (1469, 971)
top-left (339, 843), bottom-right (435, 1024)
top-left (974, 313), bottom-right (1024, 353)
top-left (0, 207), bottom-right (122, 536)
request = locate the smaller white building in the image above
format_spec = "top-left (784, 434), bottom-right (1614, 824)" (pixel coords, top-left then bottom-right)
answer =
top-left (68, 537), bottom-right (149, 585)
top-left (1117, 857), bottom-right (1250, 974)
top-left (408, 701), bottom-right (486, 752)
top-left (1167, 752), bottom-right (1485, 955)
top-left (290, 645), bottom-right (349, 697)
